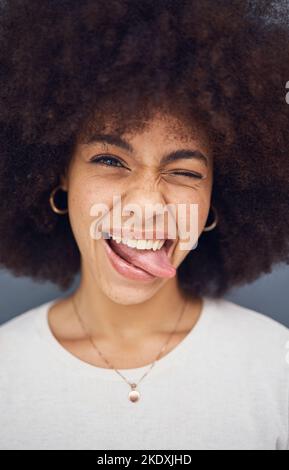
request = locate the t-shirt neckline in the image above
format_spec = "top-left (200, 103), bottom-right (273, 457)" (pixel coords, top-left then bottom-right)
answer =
top-left (35, 295), bottom-right (214, 381)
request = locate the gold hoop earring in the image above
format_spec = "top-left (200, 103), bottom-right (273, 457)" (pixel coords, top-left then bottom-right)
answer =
top-left (203, 205), bottom-right (218, 232)
top-left (49, 185), bottom-right (68, 215)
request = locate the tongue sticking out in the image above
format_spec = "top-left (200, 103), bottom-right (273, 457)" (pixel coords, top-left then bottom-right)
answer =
top-left (109, 238), bottom-right (176, 279)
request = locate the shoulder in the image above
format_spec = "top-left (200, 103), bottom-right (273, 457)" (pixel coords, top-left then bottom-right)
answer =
top-left (205, 296), bottom-right (289, 368)
top-left (0, 300), bottom-right (49, 335)
top-left (207, 298), bottom-right (289, 334)
top-left (208, 296), bottom-right (289, 337)
top-left (0, 298), bottom-right (58, 357)
top-left (0, 298), bottom-right (59, 397)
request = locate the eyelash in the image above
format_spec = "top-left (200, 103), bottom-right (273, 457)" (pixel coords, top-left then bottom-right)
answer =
top-left (91, 155), bottom-right (204, 179)
top-left (91, 155), bottom-right (128, 169)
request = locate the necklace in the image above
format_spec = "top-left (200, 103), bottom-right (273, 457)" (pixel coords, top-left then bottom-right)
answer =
top-left (71, 295), bottom-right (188, 403)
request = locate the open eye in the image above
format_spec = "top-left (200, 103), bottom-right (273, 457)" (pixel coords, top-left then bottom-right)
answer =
top-left (90, 155), bottom-right (128, 168)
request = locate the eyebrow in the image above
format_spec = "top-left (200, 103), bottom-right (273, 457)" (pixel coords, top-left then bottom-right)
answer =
top-left (85, 133), bottom-right (209, 167)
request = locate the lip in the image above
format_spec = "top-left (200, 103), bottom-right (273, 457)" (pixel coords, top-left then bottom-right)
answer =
top-left (102, 236), bottom-right (177, 282)
top-left (102, 236), bottom-right (159, 282)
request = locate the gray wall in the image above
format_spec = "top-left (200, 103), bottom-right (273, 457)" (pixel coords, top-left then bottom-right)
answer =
top-left (0, 264), bottom-right (288, 328)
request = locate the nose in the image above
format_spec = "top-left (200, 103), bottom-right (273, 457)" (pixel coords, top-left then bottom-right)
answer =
top-left (122, 166), bottom-right (165, 205)
top-left (120, 188), bottom-right (176, 239)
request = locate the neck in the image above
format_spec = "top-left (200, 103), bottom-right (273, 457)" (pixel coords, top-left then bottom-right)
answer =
top-left (70, 264), bottom-right (199, 343)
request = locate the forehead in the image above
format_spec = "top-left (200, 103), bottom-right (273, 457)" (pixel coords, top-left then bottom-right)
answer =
top-left (78, 108), bottom-right (212, 166)
top-left (92, 111), bottom-right (209, 149)
top-left (126, 111), bottom-right (208, 145)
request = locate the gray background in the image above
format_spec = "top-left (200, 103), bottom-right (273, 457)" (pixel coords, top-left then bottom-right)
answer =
top-left (1, 263), bottom-right (288, 328)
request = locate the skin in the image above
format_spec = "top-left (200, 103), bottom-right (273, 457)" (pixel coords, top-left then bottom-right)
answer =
top-left (48, 110), bottom-right (214, 369)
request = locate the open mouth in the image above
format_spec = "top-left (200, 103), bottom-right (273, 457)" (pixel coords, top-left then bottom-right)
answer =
top-left (106, 235), bottom-right (174, 258)
top-left (102, 234), bottom-right (176, 280)
top-left (106, 236), bottom-right (152, 272)
top-left (103, 236), bottom-right (155, 279)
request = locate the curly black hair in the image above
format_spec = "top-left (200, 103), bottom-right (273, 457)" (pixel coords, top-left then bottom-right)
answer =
top-left (0, 0), bottom-right (288, 299)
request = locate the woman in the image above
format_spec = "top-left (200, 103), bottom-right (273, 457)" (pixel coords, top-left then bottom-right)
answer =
top-left (0, 0), bottom-right (288, 451)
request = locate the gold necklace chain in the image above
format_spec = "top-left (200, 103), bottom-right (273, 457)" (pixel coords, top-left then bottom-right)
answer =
top-left (71, 294), bottom-right (188, 403)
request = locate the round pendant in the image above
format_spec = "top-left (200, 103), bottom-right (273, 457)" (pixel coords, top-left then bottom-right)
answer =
top-left (128, 383), bottom-right (140, 402)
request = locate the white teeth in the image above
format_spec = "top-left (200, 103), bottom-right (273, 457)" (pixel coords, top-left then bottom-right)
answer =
top-left (137, 240), bottom-right (147, 249)
top-left (126, 239), bottom-right (137, 248)
top-left (146, 240), bottom-right (154, 250)
top-left (109, 235), bottom-right (165, 251)
top-left (152, 240), bottom-right (160, 251)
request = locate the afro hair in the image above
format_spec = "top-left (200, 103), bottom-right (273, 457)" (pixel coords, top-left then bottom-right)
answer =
top-left (0, 0), bottom-right (289, 298)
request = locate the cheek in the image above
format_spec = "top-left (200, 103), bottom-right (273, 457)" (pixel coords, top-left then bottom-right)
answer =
top-left (67, 178), bottom-right (112, 243)
top-left (176, 194), bottom-right (210, 237)
top-left (170, 171), bottom-right (212, 217)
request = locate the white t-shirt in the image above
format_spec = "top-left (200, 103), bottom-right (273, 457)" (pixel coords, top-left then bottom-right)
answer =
top-left (0, 296), bottom-right (288, 450)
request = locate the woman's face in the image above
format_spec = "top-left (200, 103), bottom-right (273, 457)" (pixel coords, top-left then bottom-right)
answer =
top-left (61, 111), bottom-right (213, 304)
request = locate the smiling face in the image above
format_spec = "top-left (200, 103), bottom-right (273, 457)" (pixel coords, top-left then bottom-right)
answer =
top-left (61, 110), bottom-right (213, 305)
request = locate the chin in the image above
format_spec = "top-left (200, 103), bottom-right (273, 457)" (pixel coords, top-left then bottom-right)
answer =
top-left (96, 272), bottom-right (168, 306)
top-left (88, 237), bottom-right (178, 304)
